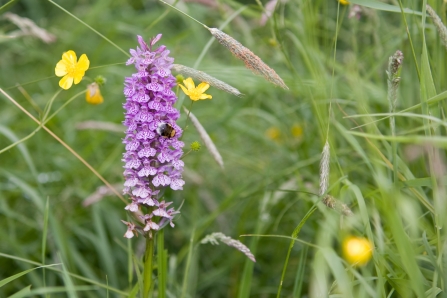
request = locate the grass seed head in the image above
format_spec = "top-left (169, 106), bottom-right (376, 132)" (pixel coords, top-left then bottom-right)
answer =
top-left (201, 232), bottom-right (256, 262)
top-left (172, 64), bottom-right (242, 97)
top-left (319, 141), bottom-right (330, 196)
top-left (208, 27), bottom-right (288, 90)
top-left (184, 107), bottom-right (224, 169)
top-left (323, 195), bottom-right (353, 216)
top-left (426, 5), bottom-right (447, 51)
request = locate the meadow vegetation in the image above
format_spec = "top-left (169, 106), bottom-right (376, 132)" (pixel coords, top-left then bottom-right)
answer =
top-left (1, 0), bottom-right (447, 297)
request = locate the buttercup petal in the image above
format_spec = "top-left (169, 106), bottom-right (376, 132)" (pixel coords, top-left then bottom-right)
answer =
top-left (183, 77), bottom-right (195, 90)
top-left (77, 54), bottom-right (90, 71)
top-left (59, 75), bottom-right (74, 90)
top-left (196, 82), bottom-right (210, 93)
top-left (73, 70), bottom-right (86, 84)
top-left (62, 50), bottom-right (77, 66)
top-left (178, 84), bottom-right (190, 95)
top-left (55, 61), bottom-right (68, 77)
top-left (198, 94), bottom-right (212, 100)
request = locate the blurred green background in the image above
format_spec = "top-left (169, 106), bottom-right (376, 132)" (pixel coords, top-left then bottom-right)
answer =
top-left (1, 0), bottom-right (447, 297)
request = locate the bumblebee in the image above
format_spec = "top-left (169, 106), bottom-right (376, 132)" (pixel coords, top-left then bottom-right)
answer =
top-left (156, 122), bottom-right (176, 138)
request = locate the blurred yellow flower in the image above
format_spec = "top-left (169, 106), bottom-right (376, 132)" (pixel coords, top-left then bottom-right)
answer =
top-left (179, 77), bottom-right (212, 101)
top-left (86, 82), bottom-right (103, 105)
top-left (342, 236), bottom-right (373, 266)
top-left (265, 126), bottom-right (281, 141)
top-left (338, 0), bottom-right (349, 5)
top-left (268, 38), bottom-right (278, 47)
top-left (291, 124), bottom-right (303, 138)
top-left (55, 50), bottom-right (90, 90)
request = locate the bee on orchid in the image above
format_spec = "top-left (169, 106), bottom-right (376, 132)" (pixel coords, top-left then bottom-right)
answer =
top-left (156, 122), bottom-right (176, 138)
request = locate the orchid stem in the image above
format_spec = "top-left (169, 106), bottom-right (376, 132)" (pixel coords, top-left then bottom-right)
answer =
top-left (157, 229), bottom-right (166, 298)
top-left (143, 236), bottom-right (154, 298)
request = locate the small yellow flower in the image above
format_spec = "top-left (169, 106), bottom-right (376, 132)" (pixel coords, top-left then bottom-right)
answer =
top-left (55, 50), bottom-right (90, 90)
top-left (291, 124), bottom-right (303, 138)
top-left (86, 82), bottom-right (104, 105)
top-left (338, 0), bottom-right (349, 5)
top-left (265, 127), bottom-right (281, 141)
top-left (268, 38), bottom-right (278, 47)
top-left (342, 236), bottom-right (373, 266)
top-left (178, 77), bottom-right (212, 101)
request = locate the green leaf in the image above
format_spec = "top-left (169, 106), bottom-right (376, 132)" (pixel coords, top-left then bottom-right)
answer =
top-left (349, 0), bottom-right (422, 15)
top-left (0, 268), bottom-right (38, 288)
top-left (7, 285), bottom-right (32, 298)
top-left (0, 264), bottom-right (58, 288)
top-left (400, 176), bottom-right (447, 188)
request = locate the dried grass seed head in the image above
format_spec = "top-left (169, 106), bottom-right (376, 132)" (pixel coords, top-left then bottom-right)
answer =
top-left (201, 232), bottom-right (256, 262)
top-left (172, 64), bottom-right (242, 97)
top-left (207, 27), bottom-right (288, 90)
top-left (319, 141), bottom-right (330, 196)
top-left (183, 107), bottom-right (224, 169)
top-left (426, 5), bottom-right (447, 50)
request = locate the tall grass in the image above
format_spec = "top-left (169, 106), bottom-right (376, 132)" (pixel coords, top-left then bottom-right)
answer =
top-left (1, 0), bottom-right (447, 297)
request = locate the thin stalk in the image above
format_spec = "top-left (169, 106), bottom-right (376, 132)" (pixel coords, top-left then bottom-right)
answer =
top-left (193, 6), bottom-right (247, 70)
top-left (276, 205), bottom-right (317, 298)
top-left (292, 245), bottom-right (308, 297)
top-left (0, 0), bottom-right (17, 12)
top-left (48, 0), bottom-right (129, 57)
top-left (181, 228), bottom-right (195, 298)
top-left (157, 229), bottom-right (166, 298)
top-left (143, 236), bottom-right (155, 298)
top-left (326, 0), bottom-right (342, 141)
top-left (42, 197), bottom-right (50, 298)
top-left (146, 0), bottom-right (180, 31)
top-left (181, 149), bottom-right (193, 158)
top-left (391, 134), bottom-right (398, 184)
top-left (387, 51), bottom-right (403, 185)
top-left (127, 237), bottom-right (133, 288)
top-left (397, 0), bottom-right (420, 80)
top-left (238, 191), bottom-right (269, 298)
top-left (17, 84), bottom-right (43, 115)
top-left (237, 234), bottom-right (258, 298)
top-left (0, 253), bottom-right (127, 295)
top-left (180, 101), bottom-right (194, 141)
top-left (0, 88), bottom-right (126, 203)
top-left (0, 89), bottom-right (66, 155)
top-left (158, 0), bottom-right (208, 28)
top-left (5, 76), bottom-right (55, 90)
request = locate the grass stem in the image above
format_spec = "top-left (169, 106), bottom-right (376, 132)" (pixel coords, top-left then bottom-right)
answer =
top-left (0, 88), bottom-right (126, 203)
top-left (143, 236), bottom-right (155, 298)
top-left (158, 0), bottom-right (208, 28)
top-left (157, 230), bottom-right (166, 298)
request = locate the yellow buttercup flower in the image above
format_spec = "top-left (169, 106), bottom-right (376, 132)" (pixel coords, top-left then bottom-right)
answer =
top-left (265, 126), bottom-right (281, 141)
top-left (178, 77), bottom-right (212, 101)
top-left (342, 236), bottom-right (373, 266)
top-left (55, 50), bottom-right (90, 90)
top-left (290, 124), bottom-right (303, 138)
top-left (338, 0), bottom-right (349, 5)
top-left (86, 82), bottom-right (103, 105)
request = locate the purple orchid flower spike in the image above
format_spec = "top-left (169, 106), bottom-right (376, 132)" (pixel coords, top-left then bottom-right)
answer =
top-left (122, 34), bottom-right (184, 238)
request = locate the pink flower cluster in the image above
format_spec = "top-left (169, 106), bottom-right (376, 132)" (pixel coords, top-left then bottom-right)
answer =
top-left (122, 34), bottom-right (184, 238)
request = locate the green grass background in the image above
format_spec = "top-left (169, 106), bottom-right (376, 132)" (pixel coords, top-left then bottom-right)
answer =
top-left (1, 0), bottom-right (447, 297)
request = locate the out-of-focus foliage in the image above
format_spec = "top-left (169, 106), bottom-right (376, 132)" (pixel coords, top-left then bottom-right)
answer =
top-left (1, 0), bottom-right (447, 297)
